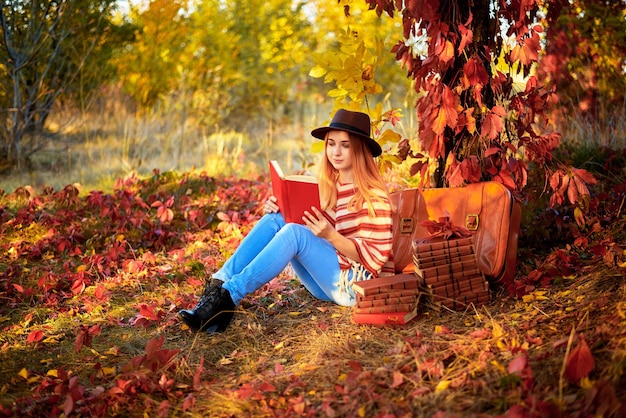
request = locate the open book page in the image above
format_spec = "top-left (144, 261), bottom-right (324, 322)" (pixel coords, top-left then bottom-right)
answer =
top-left (269, 160), bottom-right (320, 224)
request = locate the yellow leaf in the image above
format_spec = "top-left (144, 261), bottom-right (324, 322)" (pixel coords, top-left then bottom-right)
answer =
top-left (274, 341), bottom-right (285, 350)
top-left (435, 380), bottom-right (450, 392)
top-left (308, 141), bottom-right (325, 154)
top-left (309, 66), bottom-right (327, 78)
top-left (0, 317), bottom-right (10, 323)
top-left (101, 367), bottom-right (116, 377)
top-left (47, 369), bottom-right (58, 378)
top-left (116, 234), bottom-right (125, 242)
top-left (328, 88), bottom-right (348, 97)
top-left (18, 368), bottom-right (28, 380)
top-left (580, 377), bottom-right (594, 389)
top-left (77, 264), bottom-right (88, 273)
top-left (492, 322), bottom-right (504, 339)
top-left (490, 360), bottom-right (506, 374)
top-left (377, 129), bottom-right (401, 145)
top-left (358, 405), bottom-right (367, 417)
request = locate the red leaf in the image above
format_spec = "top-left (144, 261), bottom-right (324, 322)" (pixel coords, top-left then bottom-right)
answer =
top-left (64, 394), bottom-right (74, 417)
top-left (237, 383), bottom-right (257, 399)
top-left (458, 21), bottom-right (473, 53)
top-left (460, 156), bottom-right (481, 183)
top-left (446, 154), bottom-right (464, 187)
top-left (75, 330), bottom-right (86, 353)
top-left (71, 278), bottom-right (86, 295)
top-left (565, 336), bottom-right (595, 382)
top-left (439, 40), bottom-right (455, 64)
top-left (258, 382), bottom-right (276, 392)
top-left (507, 354), bottom-right (528, 374)
top-left (481, 109), bottom-right (504, 140)
top-left (139, 304), bottom-right (160, 321)
top-left (182, 394), bottom-right (195, 411)
top-left (27, 330), bottom-right (44, 344)
top-left (193, 357), bottom-right (204, 390)
top-left (572, 168), bottom-right (597, 185)
top-left (390, 371), bottom-right (405, 388)
top-left (463, 56), bottom-right (489, 86)
top-left (94, 284), bottom-right (107, 300)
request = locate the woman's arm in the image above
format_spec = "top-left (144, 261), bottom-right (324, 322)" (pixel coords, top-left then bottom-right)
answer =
top-left (302, 207), bottom-right (361, 262)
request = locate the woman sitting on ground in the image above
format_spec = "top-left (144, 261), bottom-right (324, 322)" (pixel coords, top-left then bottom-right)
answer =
top-left (179, 109), bottom-right (395, 333)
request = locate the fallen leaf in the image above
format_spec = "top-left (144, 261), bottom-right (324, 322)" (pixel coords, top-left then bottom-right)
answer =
top-left (565, 335), bottom-right (594, 382)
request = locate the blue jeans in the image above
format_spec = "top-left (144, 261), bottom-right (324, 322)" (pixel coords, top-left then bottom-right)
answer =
top-left (213, 213), bottom-right (359, 307)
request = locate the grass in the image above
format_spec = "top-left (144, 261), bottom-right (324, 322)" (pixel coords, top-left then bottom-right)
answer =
top-left (0, 105), bottom-right (625, 416)
top-left (0, 104), bottom-right (318, 194)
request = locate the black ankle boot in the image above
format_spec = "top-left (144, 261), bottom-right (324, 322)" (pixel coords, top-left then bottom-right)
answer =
top-left (179, 279), bottom-right (235, 333)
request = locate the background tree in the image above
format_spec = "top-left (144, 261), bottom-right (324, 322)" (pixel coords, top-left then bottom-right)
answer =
top-left (352, 0), bottom-right (599, 224)
top-left (0, 0), bottom-right (121, 169)
top-left (539, 0), bottom-right (626, 122)
top-left (112, 0), bottom-right (189, 111)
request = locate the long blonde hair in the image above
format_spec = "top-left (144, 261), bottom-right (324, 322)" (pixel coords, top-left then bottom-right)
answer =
top-left (318, 132), bottom-right (389, 214)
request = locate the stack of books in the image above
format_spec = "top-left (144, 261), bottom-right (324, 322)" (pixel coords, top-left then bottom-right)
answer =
top-left (412, 236), bottom-right (490, 311)
top-left (351, 274), bottom-right (422, 325)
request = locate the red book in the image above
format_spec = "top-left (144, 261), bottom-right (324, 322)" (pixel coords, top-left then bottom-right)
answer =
top-left (412, 237), bottom-right (474, 254)
top-left (356, 295), bottom-right (417, 308)
top-left (357, 288), bottom-right (421, 302)
top-left (352, 274), bottom-right (420, 296)
top-left (415, 259), bottom-right (481, 280)
top-left (354, 302), bottom-right (416, 314)
top-left (353, 309), bottom-right (418, 325)
top-left (269, 160), bottom-right (320, 224)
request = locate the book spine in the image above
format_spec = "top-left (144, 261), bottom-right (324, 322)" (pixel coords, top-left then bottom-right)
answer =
top-left (352, 274), bottom-right (420, 296)
top-left (355, 279), bottom-right (420, 296)
top-left (412, 237), bottom-right (474, 253)
top-left (353, 311), bottom-right (416, 325)
top-left (411, 244), bottom-right (475, 260)
top-left (354, 302), bottom-right (416, 314)
top-left (426, 276), bottom-right (488, 298)
top-left (421, 268), bottom-right (482, 286)
top-left (356, 295), bottom-right (417, 308)
top-left (356, 288), bottom-right (421, 302)
top-left (415, 259), bottom-right (481, 280)
top-left (414, 253), bottom-right (477, 269)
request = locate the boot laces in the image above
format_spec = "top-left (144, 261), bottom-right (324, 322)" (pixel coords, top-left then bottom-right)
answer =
top-left (195, 280), bottom-right (223, 312)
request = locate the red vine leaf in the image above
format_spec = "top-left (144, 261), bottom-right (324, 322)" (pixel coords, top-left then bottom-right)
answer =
top-left (565, 335), bottom-right (594, 382)
top-left (27, 330), bottom-right (44, 344)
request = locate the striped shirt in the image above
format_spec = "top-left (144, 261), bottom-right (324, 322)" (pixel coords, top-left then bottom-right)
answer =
top-left (325, 182), bottom-right (395, 282)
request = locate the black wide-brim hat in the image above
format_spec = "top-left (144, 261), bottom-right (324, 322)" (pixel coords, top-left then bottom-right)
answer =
top-left (311, 109), bottom-right (382, 157)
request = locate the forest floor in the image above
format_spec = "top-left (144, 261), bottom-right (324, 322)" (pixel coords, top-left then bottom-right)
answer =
top-left (0, 171), bottom-right (624, 417)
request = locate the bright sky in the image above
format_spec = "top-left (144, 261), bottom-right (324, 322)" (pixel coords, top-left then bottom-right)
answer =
top-left (116, 0), bottom-right (148, 15)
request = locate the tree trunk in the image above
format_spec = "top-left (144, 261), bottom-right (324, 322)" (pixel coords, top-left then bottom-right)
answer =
top-left (433, 0), bottom-right (495, 187)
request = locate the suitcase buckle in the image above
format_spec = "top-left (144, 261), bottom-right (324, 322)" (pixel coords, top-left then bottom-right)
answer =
top-left (465, 214), bottom-right (479, 231)
top-left (400, 217), bottom-right (414, 233)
